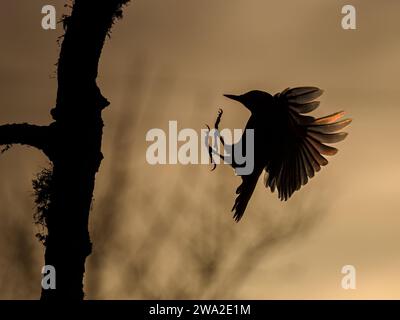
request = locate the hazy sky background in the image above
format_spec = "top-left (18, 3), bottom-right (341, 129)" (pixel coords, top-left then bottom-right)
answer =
top-left (1, 0), bottom-right (400, 299)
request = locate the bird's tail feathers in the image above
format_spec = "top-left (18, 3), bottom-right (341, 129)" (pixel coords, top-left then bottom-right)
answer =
top-left (231, 171), bottom-right (262, 222)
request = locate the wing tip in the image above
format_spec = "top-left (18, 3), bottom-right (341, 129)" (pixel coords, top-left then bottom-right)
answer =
top-left (231, 205), bottom-right (244, 222)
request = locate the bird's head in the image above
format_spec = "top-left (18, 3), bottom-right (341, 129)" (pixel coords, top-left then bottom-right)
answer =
top-left (224, 90), bottom-right (273, 113)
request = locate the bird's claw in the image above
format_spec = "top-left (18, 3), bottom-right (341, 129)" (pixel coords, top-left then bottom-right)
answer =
top-left (215, 108), bottom-right (223, 130)
top-left (206, 108), bottom-right (225, 171)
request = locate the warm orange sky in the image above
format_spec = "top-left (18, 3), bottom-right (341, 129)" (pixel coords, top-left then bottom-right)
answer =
top-left (1, 0), bottom-right (400, 299)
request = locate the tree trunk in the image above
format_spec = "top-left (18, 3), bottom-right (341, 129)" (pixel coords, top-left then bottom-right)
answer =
top-left (2, 0), bottom-right (130, 300)
top-left (40, 0), bottom-right (130, 300)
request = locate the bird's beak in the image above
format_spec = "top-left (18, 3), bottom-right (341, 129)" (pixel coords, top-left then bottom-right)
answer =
top-left (224, 94), bottom-right (242, 102)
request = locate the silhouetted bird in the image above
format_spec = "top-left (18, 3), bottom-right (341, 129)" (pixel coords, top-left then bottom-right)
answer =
top-left (208, 87), bottom-right (352, 222)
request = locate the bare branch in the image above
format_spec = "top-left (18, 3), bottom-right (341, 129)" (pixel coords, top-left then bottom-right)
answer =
top-left (0, 123), bottom-right (49, 153)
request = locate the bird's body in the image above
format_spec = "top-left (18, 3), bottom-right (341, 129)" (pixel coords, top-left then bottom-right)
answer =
top-left (211, 87), bottom-right (351, 221)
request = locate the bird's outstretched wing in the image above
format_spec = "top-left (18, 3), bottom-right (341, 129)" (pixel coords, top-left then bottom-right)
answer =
top-left (264, 87), bottom-right (352, 200)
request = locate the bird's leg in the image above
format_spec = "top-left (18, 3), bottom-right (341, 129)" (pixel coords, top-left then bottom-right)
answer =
top-left (206, 108), bottom-right (225, 171)
top-left (215, 108), bottom-right (225, 147)
top-left (214, 109), bottom-right (238, 168)
top-left (206, 125), bottom-right (226, 171)
top-left (205, 125), bottom-right (215, 170)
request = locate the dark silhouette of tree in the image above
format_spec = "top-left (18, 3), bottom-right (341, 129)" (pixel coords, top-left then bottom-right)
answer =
top-left (0, 0), bottom-right (130, 299)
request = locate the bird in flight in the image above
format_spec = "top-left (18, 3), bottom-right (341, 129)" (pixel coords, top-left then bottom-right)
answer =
top-left (207, 87), bottom-right (352, 222)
